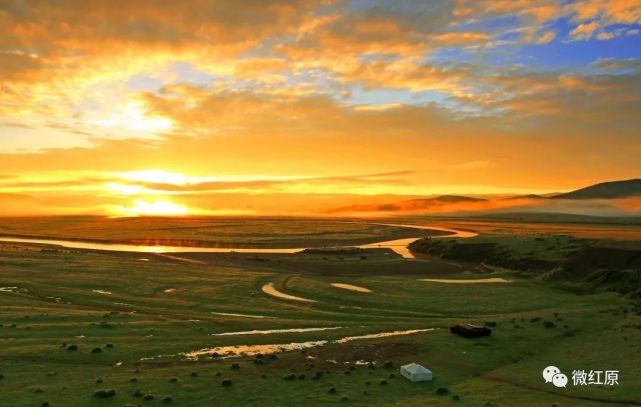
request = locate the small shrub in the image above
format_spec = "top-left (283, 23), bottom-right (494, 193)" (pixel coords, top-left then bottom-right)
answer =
top-left (382, 361), bottom-right (393, 368)
top-left (91, 347), bottom-right (102, 353)
top-left (341, 396), bottom-right (348, 401)
top-left (453, 395), bottom-right (460, 401)
top-left (435, 387), bottom-right (449, 396)
top-left (169, 377), bottom-right (179, 383)
top-left (328, 387), bottom-right (337, 394)
top-left (40, 402), bottom-right (50, 407)
top-left (95, 377), bottom-right (103, 384)
top-left (380, 380), bottom-right (388, 385)
top-left (543, 320), bottom-right (556, 328)
top-left (282, 373), bottom-right (296, 381)
top-left (130, 377), bottom-right (138, 383)
top-left (230, 363), bottom-right (240, 370)
top-left (221, 379), bottom-right (232, 387)
top-left (143, 394), bottom-right (155, 401)
top-left (190, 371), bottom-right (198, 377)
top-left (162, 396), bottom-right (174, 403)
top-left (133, 389), bottom-right (143, 397)
top-left (67, 344), bottom-right (78, 351)
top-left (105, 343), bottom-right (114, 348)
top-left (389, 373), bottom-right (395, 378)
top-left (93, 389), bottom-right (116, 398)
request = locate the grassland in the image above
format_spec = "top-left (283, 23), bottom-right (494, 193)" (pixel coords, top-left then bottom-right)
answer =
top-left (0, 217), bottom-right (640, 406)
top-left (0, 216), bottom-right (440, 248)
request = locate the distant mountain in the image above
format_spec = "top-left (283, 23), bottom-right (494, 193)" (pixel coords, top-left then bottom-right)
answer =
top-left (553, 179), bottom-right (641, 200)
top-left (328, 195), bottom-right (486, 213)
top-left (504, 194), bottom-right (546, 201)
top-left (405, 195), bottom-right (487, 205)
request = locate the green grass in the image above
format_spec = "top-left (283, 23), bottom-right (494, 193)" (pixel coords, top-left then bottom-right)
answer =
top-left (0, 219), bottom-right (639, 406)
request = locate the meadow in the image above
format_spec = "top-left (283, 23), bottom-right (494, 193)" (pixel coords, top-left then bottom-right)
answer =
top-left (0, 217), bottom-right (639, 406)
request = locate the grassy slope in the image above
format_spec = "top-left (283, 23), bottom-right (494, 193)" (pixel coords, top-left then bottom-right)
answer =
top-left (0, 238), bottom-right (639, 406)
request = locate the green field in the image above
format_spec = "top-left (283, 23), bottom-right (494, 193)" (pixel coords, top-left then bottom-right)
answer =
top-left (0, 217), bottom-right (640, 406)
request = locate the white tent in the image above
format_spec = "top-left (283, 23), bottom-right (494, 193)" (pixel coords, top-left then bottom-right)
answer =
top-left (400, 363), bottom-right (433, 382)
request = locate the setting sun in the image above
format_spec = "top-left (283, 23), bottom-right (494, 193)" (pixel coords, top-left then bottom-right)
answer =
top-left (112, 199), bottom-right (190, 217)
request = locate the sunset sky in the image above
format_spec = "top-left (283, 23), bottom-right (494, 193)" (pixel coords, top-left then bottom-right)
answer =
top-left (1, 0), bottom-right (641, 216)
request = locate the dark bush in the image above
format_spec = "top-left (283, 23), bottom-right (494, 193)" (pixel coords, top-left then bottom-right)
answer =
top-left (231, 363), bottom-right (240, 370)
top-left (282, 373), bottom-right (296, 381)
top-left (133, 389), bottom-right (143, 397)
top-left (91, 347), bottom-right (102, 353)
top-left (162, 396), bottom-right (174, 403)
top-left (380, 380), bottom-right (388, 385)
top-left (328, 387), bottom-right (337, 394)
top-left (95, 377), bottom-right (103, 384)
top-left (190, 372), bottom-right (198, 377)
top-left (67, 344), bottom-right (78, 351)
top-left (222, 379), bottom-right (232, 387)
top-left (543, 320), bottom-right (556, 328)
top-left (298, 374), bottom-right (306, 380)
top-left (40, 402), bottom-right (50, 407)
top-left (93, 389), bottom-right (116, 398)
top-left (130, 378), bottom-right (137, 383)
top-left (169, 377), bottom-right (179, 383)
top-left (436, 387), bottom-right (449, 396)
top-left (143, 394), bottom-right (155, 401)
top-left (105, 343), bottom-right (114, 348)
top-left (382, 361), bottom-right (393, 368)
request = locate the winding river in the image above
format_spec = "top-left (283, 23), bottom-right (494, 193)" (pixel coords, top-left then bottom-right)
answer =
top-left (0, 223), bottom-right (477, 259)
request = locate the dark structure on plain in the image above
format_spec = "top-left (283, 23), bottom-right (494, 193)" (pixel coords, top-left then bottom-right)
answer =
top-left (450, 324), bottom-right (492, 338)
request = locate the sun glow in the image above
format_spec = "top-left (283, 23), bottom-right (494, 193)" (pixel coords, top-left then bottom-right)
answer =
top-left (112, 199), bottom-right (189, 217)
top-left (90, 102), bottom-right (172, 133)
top-left (120, 169), bottom-right (199, 185)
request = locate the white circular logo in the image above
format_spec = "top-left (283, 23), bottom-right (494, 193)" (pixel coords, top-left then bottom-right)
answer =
top-left (552, 373), bottom-right (568, 388)
top-left (543, 366), bottom-right (560, 383)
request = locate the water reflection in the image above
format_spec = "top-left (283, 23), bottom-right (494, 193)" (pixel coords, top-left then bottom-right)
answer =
top-left (261, 283), bottom-right (316, 303)
top-left (0, 224), bottom-right (476, 259)
top-left (176, 327), bottom-right (435, 360)
top-left (211, 326), bottom-right (343, 336)
top-left (331, 283), bottom-right (371, 293)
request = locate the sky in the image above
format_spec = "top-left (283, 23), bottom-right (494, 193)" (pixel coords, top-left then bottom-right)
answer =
top-left (1, 0), bottom-right (641, 216)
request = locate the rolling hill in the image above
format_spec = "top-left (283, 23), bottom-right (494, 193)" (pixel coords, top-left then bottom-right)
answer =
top-left (552, 179), bottom-right (641, 199)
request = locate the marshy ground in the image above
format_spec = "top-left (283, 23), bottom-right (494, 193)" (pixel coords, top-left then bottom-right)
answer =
top-left (0, 217), bottom-right (640, 406)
